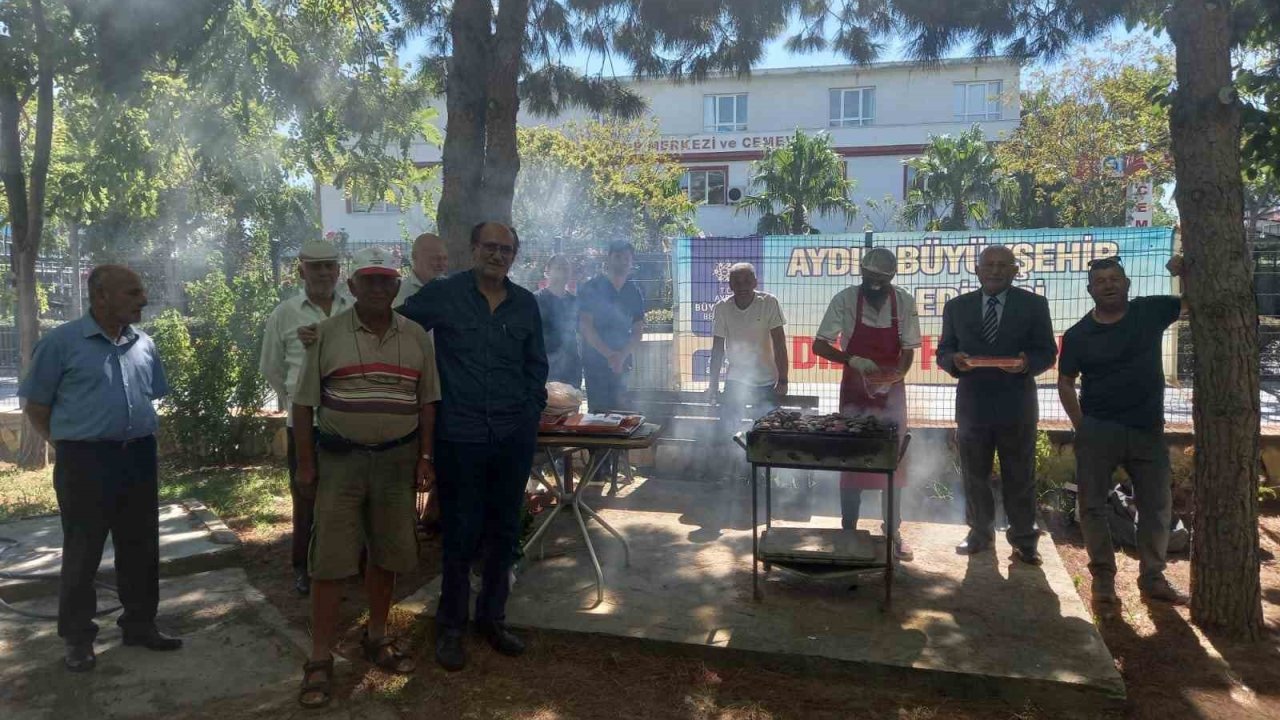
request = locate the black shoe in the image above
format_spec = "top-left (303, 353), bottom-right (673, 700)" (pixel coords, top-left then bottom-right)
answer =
top-left (64, 642), bottom-right (95, 672)
top-left (122, 628), bottom-right (183, 651)
top-left (435, 631), bottom-right (466, 672)
top-left (1011, 546), bottom-right (1043, 566)
top-left (294, 570), bottom-right (311, 597)
top-left (955, 536), bottom-right (993, 555)
top-left (476, 622), bottom-right (525, 657)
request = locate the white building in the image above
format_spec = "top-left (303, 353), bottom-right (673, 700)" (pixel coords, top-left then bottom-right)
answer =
top-left (318, 57), bottom-right (1022, 244)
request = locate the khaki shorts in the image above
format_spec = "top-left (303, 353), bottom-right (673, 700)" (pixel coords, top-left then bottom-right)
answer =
top-left (309, 441), bottom-right (419, 579)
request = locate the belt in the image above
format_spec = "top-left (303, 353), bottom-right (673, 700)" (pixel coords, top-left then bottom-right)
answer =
top-left (315, 430), bottom-right (418, 454)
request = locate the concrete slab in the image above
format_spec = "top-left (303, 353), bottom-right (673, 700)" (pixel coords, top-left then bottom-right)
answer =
top-left (405, 478), bottom-right (1124, 710)
top-left (0, 568), bottom-right (310, 720)
top-left (0, 501), bottom-right (239, 600)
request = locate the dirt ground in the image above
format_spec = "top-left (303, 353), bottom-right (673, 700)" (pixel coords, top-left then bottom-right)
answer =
top-left (1047, 508), bottom-right (1280, 720)
top-left (220, 480), bottom-right (1280, 720)
top-left (5, 459), bottom-right (1279, 719)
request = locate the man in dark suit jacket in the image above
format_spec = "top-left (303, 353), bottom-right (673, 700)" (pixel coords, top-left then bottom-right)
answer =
top-left (937, 245), bottom-right (1057, 564)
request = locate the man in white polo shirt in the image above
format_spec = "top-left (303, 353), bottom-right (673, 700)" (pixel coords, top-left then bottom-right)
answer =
top-left (260, 239), bottom-right (352, 596)
top-left (707, 263), bottom-right (789, 481)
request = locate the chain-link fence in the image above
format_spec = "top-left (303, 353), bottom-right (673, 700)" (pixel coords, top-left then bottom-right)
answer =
top-left (654, 227), bottom-right (1279, 433)
top-left (2, 224), bottom-right (1277, 429)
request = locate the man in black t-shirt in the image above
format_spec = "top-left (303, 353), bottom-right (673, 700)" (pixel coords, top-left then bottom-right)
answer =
top-left (1058, 255), bottom-right (1189, 608)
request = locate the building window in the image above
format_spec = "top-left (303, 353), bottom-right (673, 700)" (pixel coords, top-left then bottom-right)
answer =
top-left (703, 94), bottom-right (747, 132)
top-left (829, 87), bottom-right (875, 127)
top-left (348, 193), bottom-right (397, 214)
top-left (953, 80), bottom-right (1003, 122)
top-left (681, 168), bottom-right (727, 205)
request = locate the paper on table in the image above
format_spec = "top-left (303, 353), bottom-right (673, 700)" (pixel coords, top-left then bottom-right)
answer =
top-left (577, 413), bottom-right (627, 427)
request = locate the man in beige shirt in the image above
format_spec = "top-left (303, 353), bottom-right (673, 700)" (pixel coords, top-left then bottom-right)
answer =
top-left (292, 246), bottom-right (440, 708)
top-left (259, 239), bottom-right (351, 595)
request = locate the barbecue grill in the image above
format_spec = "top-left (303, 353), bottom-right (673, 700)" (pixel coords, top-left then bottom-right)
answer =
top-left (736, 425), bottom-right (908, 607)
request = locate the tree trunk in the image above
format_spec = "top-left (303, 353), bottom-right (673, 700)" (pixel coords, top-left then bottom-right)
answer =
top-left (436, 0), bottom-right (492, 270)
top-left (3, 0), bottom-right (55, 469)
top-left (477, 0), bottom-right (527, 226)
top-left (69, 220), bottom-right (83, 318)
top-left (223, 207), bottom-right (248, 281)
top-left (1167, 0), bottom-right (1263, 640)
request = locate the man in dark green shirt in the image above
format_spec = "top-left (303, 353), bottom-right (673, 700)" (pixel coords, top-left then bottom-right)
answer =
top-left (1058, 254), bottom-right (1189, 608)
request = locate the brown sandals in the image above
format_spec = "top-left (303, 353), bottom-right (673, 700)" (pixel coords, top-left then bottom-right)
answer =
top-left (361, 631), bottom-right (416, 674)
top-left (298, 656), bottom-right (334, 709)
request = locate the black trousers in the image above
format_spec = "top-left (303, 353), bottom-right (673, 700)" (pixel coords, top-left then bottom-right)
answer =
top-left (434, 426), bottom-right (537, 633)
top-left (582, 355), bottom-right (626, 414)
top-left (286, 430), bottom-right (316, 574)
top-left (956, 421), bottom-right (1040, 550)
top-left (53, 436), bottom-right (159, 645)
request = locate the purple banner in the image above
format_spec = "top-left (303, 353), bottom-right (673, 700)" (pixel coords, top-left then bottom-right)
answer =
top-left (689, 235), bottom-right (765, 337)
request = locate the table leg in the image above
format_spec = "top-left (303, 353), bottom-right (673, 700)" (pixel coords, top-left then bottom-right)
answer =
top-left (883, 471), bottom-right (895, 611)
top-left (765, 465), bottom-right (773, 531)
top-left (523, 449), bottom-right (567, 561)
top-left (577, 501), bottom-right (631, 567)
top-left (571, 497), bottom-right (606, 607)
top-left (752, 463), bottom-right (760, 602)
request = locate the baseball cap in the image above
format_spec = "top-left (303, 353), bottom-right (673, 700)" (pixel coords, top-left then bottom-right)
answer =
top-left (298, 240), bottom-right (339, 262)
top-left (350, 246), bottom-right (400, 277)
top-left (862, 247), bottom-right (897, 276)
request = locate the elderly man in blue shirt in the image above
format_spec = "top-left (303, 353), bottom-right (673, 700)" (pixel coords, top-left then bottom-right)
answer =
top-left (19, 265), bottom-right (181, 673)
top-left (399, 221), bottom-right (548, 672)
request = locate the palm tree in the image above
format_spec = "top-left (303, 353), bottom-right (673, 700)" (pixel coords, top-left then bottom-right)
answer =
top-left (902, 125), bottom-right (1006, 231)
top-left (736, 130), bottom-right (857, 235)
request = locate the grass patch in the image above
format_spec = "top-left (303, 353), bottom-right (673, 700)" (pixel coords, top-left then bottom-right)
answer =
top-left (0, 459), bottom-right (290, 530)
top-left (159, 462), bottom-right (290, 531)
top-left (0, 465), bottom-right (58, 522)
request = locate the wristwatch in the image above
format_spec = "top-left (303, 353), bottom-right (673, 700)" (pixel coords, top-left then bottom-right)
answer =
top-left (420, 452), bottom-right (433, 462)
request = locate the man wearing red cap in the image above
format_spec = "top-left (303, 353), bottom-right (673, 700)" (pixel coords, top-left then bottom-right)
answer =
top-left (291, 246), bottom-right (441, 708)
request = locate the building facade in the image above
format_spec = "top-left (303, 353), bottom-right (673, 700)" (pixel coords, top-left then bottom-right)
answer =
top-left (318, 57), bottom-right (1022, 245)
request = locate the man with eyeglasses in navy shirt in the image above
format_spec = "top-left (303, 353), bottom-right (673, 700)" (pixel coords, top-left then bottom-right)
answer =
top-left (398, 222), bottom-right (548, 672)
top-left (1058, 253), bottom-right (1190, 608)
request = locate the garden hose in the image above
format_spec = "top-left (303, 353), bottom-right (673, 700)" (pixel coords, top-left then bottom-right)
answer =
top-left (0, 536), bottom-right (123, 621)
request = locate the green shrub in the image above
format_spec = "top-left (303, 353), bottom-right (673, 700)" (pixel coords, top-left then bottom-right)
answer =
top-left (645, 307), bottom-right (673, 326)
top-left (151, 268), bottom-right (277, 460)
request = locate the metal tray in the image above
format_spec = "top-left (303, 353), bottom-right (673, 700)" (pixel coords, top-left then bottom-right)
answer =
top-left (538, 415), bottom-right (645, 438)
top-left (743, 428), bottom-right (899, 472)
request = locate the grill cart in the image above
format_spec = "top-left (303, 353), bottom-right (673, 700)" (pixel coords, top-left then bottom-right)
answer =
top-left (736, 410), bottom-right (908, 607)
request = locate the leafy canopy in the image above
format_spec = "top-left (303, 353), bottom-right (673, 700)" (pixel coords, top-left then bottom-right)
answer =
top-left (903, 125), bottom-right (1005, 232)
top-left (737, 130), bottom-right (857, 235)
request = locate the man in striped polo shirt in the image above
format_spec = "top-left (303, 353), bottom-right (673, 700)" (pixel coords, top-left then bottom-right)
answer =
top-left (291, 246), bottom-right (440, 708)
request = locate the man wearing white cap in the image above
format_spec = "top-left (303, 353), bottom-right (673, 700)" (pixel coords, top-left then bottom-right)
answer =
top-left (292, 246), bottom-right (440, 708)
top-left (260, 239), bottom-right (352, 596)
top-left (813, 246), bottom-right (921, 561)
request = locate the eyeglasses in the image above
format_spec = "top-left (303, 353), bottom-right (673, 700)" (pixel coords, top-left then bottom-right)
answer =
top-left (1088, 255), bottom-right (1122, 269)
top-left (978, 261), bottom-right (1018, 271)
top-left (478, 242), bottom-right (516, 258)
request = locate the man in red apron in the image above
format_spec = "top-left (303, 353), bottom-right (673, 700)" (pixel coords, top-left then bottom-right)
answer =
top-left (814, 247), bottom-right (921, 561)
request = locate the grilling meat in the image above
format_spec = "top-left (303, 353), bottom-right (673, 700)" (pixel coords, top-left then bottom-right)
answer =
top-left (751, 409), bottom-right (896, 437)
